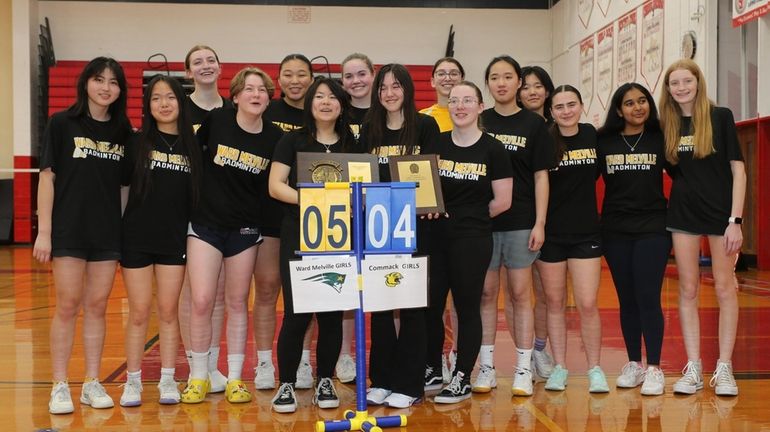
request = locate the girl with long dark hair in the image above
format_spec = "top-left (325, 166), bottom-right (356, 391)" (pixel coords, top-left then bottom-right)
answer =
top-left (35, 57), bottom-right (133, 414)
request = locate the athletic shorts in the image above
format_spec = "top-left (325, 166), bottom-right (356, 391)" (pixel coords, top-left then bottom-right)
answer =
top-left (261, 226), bottom-right (281, 238)
top-left (52, 248), bottom-right (120, 262)
top-left (120, 250), bottom-right (186, 268)
top-left (539, 233), bottom-right (602, 263)
top-left (489, 229), bottom-right (540, 270)
top-left (666, 227), bottom-right (702, 236)
top-left (187, 222), bottom-right (262, 258)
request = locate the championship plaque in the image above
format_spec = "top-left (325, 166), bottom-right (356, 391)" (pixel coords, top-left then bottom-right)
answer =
top-left (388, 154), bottom-right (445, 215)
top-left (297, 152), bottom-right (379, 183)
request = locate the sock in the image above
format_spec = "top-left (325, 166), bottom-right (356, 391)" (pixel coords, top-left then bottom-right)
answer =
top-left (301, 350), bottom-right (311, 364)
top-left (209, 346), bottom-right (221, 372)
top-left (534, 337), bottom-right (547, 352)
top-left (478, 345), bottom-right (494, 367)
top-left (126, 370), bottom-right (142, 383)
top-left (257, 350), bottom-right (273, 365)
top-left (228, 354), bottom-right (245, 381)
top-left (516, 347), bottom-right (533, 371)
top-left (190, 351), bottom-right (209, 380)
top-left (160, 368), bottom-right (175, 383)
top-left (186, 350), bottom-right (193, 368)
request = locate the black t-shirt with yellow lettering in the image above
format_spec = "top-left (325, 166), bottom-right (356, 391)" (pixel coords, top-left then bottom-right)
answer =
top-left (435, 132), bottom-right (513, 238)
top-left (666, 106), bottom-right (743, 235)
top-left (481, 108), bottom-right (557, 231)
top-left (546, 123), bottom-right (599, 236)
top-left (122, 131), bottom-right (193, 256)
top-left (186, 95), bottom-right (232, 134)
top-left (361, 113), bottom-right (440, 181)
top-left (597, 129), bottom-right (667, 239)
top-left (349, 106), bottom-right (369, 141)
top-left (40, 111), bottom-right (131, 251)
top-left (193, 108), bottom-right (282, 230)
top-left (264, 98), bottom-right (304, 133)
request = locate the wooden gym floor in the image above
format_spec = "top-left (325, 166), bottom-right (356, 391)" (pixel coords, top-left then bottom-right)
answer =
top-left (2, 245), bottom-right (770, 431)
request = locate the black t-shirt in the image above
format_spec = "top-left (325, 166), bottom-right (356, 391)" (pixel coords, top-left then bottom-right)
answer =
top-left (122, 131), bottom-right (192, 256)
top-left (186, 95), bottom-right (231, 134)
top-left (481, 108), bottom-right (557, 231)
top-left (349, 106), bottom-right (369, 141)
top-left (361, 114), bottom-right (441, 181)
top-left (264, 98), bottom-right (304, 133)
top-left (666, 106), bottom-right (744, 235)
top-left (597, 129), bottom-right (667, 239)
top-left (546, 123), bottom-right (600, 236)
top-left (193, 108), bottom-right (283, 230)
top-left (435, 132), bottom-right (513, 237)
top-left (39, 111), bottom-right (131, 251)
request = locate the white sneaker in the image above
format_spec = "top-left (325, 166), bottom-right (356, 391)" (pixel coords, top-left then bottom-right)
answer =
top-left (119, 379), bottom-right (143, 407)
top-left (511, 367), bottom-right (533, 396)
top-left (81, 380), bottom-right (114, 409)
top-left (640, 367), bottom-right (665, 396)
top-left (471, 365), bottom-right (497, 393)
top-left (441, 354), bottom-right (451, 384)
top-left (209, 370), bottom-right (228, 393)
top-left (296, 361), bottom-right (314, 389)
top-left (709, 361), bottom-right (738, 396)
top-left (366, 387), bottom-right (392, 405)
top-left (254, 361), bottom-right (276, 390)
top-left (383, 392), bottom-right (421, 408)
top-left (335, 354), bottom-right (356, 384)
top-left (49, 381), bottom-right (74, 414)
top-left (616, 361), bottom-right (645, 388)
top-left (673, 360), bottom-right (703, 395)
top-left (532, 349), bottom-right (554, 381)
top-left (158, 379), bottom-right (180, 404)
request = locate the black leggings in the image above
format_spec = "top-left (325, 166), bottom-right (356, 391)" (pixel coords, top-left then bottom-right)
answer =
top-left (603, 233), bottom-right (671, 365)
top-left (369, 308), bottom-right (426, 397)
top-left (426, 234), bottom-right (492, 377)
top-left (276, 220), bottom-right (343, 383)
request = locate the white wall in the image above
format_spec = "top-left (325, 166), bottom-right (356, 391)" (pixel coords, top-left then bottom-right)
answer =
top-left (37, 1), bottom-right (551, 98)
top-left (550, 0), bottom-right (718, 127)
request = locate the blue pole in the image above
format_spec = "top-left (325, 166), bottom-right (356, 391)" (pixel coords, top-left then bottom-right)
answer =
top-left (351, 182), bottom-right (367, 413)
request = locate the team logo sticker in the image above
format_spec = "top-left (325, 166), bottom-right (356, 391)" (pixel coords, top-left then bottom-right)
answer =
top-left (303, 272), bottom-right (347, 293)
top-left (384, 272), bottom-right (403, 287)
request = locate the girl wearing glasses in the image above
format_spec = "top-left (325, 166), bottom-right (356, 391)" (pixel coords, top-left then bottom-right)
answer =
top-left (473, 56), bottom-right (556, 396)
top-left (420, 57), bottom-right (466, 132)
top-left (428, 81), bottom-right (513, 404)
top-left (359, 63), bottom-right (440, 409)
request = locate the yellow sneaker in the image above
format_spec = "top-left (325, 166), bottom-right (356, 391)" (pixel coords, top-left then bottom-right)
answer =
top-left (181, 379), bottom-right (209, 404)
top-left (226, 379), bottom-right (252, 403)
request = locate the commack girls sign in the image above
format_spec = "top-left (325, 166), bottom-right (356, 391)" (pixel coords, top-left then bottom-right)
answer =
top-left (361, 255), bottom-right (428, 312)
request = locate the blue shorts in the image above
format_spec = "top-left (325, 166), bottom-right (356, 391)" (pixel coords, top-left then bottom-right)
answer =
top-left (187, 223), bottom-right (262, 258)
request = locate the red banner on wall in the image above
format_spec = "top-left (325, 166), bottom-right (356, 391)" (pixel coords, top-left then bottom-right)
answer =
top-left (733, 0), bottom-right (770, 27)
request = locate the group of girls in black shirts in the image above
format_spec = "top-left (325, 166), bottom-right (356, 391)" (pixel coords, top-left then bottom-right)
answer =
top-left (38, 46), bottom-right (745, 416)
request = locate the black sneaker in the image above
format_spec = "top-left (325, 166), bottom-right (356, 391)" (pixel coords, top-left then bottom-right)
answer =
top-left (424, 365), bottom-right (443, 391)
top-left (271, 383), bottom-right (297, 413)
top-left (434, 372), bottom-right (472, 404)
top-left (312, 377), bottom-right (339, 409)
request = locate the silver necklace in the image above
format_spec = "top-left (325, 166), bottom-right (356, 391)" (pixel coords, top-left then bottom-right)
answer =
top-left (158, 132), bottom-right (180, 152)
top-left (321, 142), bottom-right (334, 153)
top-left (620, 130), bottom-right (644, 152)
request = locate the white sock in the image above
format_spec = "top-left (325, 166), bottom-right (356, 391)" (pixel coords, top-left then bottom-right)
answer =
top-left (301, 350), bottom-right (311, 364)
top-left (209, 346), bottom-right (221, 372)
top-left (126, 369), bottom-right (142, 383)
top-left (190, 351), bottom-right (209, 380)
top-left (228, 354), bottom-right (245, 381)
top-left (257, 350), bottom-right (273, 365)
top-left (160, 368), bottom-right (175, 383)
top-left (185, 350), bottom-right (193, 368)
top-left (478, 345), bottom-right (494, 367)
top-left (516, 347), bottom-right (533, 370)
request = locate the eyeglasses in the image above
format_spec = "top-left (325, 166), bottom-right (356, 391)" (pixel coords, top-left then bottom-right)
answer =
top-left (435, 70), bottom-right (462, 80)
top-left (447, 97), bottom-right (478, 107)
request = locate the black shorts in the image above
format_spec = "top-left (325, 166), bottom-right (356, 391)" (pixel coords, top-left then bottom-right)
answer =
top-left (187, 222), bottom-right (262, 258)
top-left (261, 226), bottom-right (281, 238)
top-left (539, 233), bottom-right (602, 263)
top-left (52, 248), bottom-right (121, 262)
top-left (121, 250), bottom-right (186, 268)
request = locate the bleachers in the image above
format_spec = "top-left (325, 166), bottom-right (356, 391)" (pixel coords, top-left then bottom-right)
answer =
top-left (48, 61), bottom-right (437, 129)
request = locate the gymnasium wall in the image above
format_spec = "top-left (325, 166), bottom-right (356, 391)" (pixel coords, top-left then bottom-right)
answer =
top-left (1, 1), bottom-right (12, 181)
